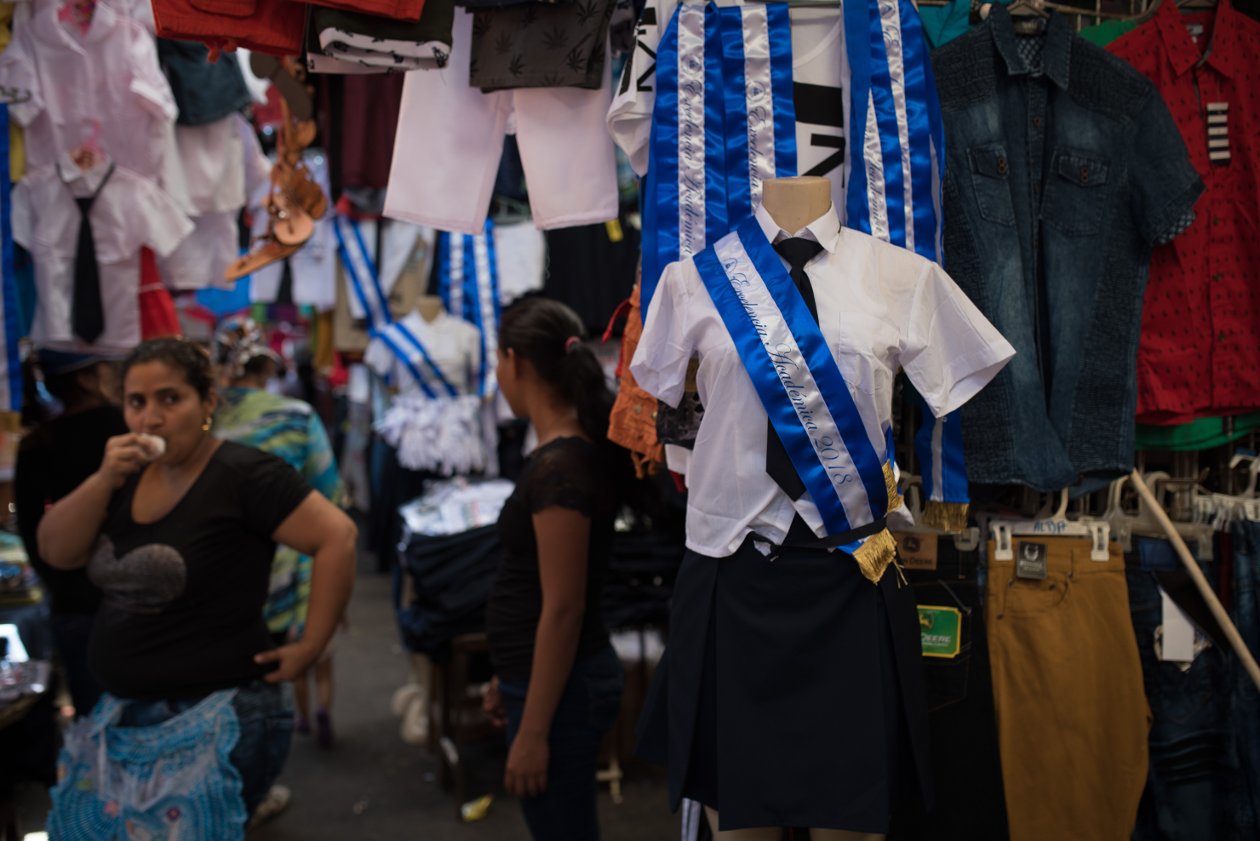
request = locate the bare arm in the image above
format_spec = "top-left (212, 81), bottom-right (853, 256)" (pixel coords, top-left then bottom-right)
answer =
top-left (37, 434), bottom-right (148, 570)
top-left (505, 506), bottom-right (591, 797)
top-left (254, 492), bottom-right (357, 681)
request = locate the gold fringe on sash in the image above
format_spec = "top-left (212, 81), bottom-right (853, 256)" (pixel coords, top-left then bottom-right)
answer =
top-left (853, 528), bottom-right (898, 584)
top-left (883, 462), bottom-right (903, 513)
top-left (921, 501), bottom-right (970, 533)
top-left (848, 462), bottom-right (904, 584)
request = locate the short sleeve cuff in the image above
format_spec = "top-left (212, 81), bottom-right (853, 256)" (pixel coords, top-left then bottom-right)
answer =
top-left (916, 341), bottom-right (1015, 418)
top-left (1145, 175), bottom-right (1204, 246)
top-left (629, 350), bottom-right (687, 408)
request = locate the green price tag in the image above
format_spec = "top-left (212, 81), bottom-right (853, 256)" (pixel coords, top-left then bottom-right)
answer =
top-left (918, 605), bottom-right (963, 659)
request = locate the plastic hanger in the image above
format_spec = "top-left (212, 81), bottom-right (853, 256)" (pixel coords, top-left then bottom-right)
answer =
top-left (990, 488), bottom-right (1110, 562)
top-left (1007, 0), bottom-right (1050, 34)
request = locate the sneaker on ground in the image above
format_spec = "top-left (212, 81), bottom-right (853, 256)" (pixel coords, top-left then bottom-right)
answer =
top-left (248, 784), bottom-right (292, 829)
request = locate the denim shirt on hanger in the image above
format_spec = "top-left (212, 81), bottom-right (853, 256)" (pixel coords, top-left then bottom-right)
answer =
top-left (932, 7), bottom-right (1202, 491)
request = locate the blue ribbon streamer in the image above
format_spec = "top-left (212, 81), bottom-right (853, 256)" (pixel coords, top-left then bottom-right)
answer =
top-left (701, 4), bottom-right (728, 248)
top-left (437, 233), bottom-right (452, 313)
top-left (899, 0), bottom-right (942, 259)
top-left (334, 218), bottom-right (391, 331)
top-left (641, 6), bottom-right (683, 314)
top-left (767, 1), bottom-right (797, 180)
top-left (738, 218), bottom-right (890, 518)
top-left (867, 3), bottom-right (908, 246)
top-left (718, 6), bottom-right (751, 227)
top-left (844, 0), bottom-right (874, 234)
top-left (0, 105), bottom-right (18, 411)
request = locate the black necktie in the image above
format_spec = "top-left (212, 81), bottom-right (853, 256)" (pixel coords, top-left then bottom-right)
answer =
top-left (70, 164), bottom-right (116, 344)
top-left (766, 236), bottom-right (825, 499)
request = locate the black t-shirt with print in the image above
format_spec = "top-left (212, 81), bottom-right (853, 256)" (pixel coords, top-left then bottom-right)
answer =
top-left (87, 441), bottom-right (312, 700)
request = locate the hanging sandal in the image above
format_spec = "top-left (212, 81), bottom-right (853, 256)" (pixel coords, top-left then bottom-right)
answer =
top-left (249, 54), bottom-right (314, 121)
top-left (223, 237), bottom-right (301, 282)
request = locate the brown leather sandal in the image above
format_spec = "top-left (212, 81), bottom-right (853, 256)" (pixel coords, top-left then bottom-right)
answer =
top-left (224, 236), bottom-right (301, 282)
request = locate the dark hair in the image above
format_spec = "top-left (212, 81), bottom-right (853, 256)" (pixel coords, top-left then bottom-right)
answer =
top-left (499, 297), bottom-right (614, 444)
top-left (20, 355), bottom-right (105, 429)
top-left (122, 338), bottom-right (215, 401)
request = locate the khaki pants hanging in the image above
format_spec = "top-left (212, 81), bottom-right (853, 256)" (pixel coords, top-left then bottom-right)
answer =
top-left (986, 538), bottom-right (1150, 841)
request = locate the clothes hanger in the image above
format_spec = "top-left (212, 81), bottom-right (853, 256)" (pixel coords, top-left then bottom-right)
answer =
top-left (1007, 0), bottom-right (1051, 35)
top-left (989, 488), bottom-right (1110, 562)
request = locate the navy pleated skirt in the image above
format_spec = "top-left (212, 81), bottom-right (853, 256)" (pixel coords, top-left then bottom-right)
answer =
top-left (637, 536), bottom-right (932, 833)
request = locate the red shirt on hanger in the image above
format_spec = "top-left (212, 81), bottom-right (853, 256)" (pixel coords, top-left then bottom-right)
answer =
top-left (1110, 0), bottom-right (1260, 426)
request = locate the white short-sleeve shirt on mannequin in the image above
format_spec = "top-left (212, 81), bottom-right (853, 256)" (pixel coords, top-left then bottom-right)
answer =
top-left (365, 311), bottom-right (484, 397)
top-left (631, 203), bottom-right (1015, 557)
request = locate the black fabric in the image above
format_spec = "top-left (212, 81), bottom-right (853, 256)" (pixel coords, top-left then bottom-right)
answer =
top-left (542, 214), bottom-right (638, 333)
top-left (14, 405), bottom-right (127, 616)
top-left (636, 538), bottom-right (931, 832)
top-left (487, 437), bottom-right (616, 682)
top-left (87, 441), bottom-right (312, 700)
top-left (396, 524), bottom-right (501, 660)
top-left (889, 546), bottom-right (1009, 841)
top-left (469, 0), bottom-right (614, 92)
top-left (765, 237), bottom-right (823, 501)
top-left (69, 165), bottom-right (115, 344)
top-left (310, 0), bottom-right (455, 61)
top-left (157, 39), bottom-right (251, 126)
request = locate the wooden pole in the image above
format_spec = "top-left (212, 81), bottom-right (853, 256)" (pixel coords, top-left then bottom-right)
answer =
top-left (1129, 469), bottom-right (1260, 692)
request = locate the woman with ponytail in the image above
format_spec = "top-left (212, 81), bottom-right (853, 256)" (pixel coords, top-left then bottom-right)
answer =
top-left (482, 297), bottom-right (627, 840)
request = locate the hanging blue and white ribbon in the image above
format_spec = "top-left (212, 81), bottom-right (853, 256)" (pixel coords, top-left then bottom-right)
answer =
top-left (641, 1), bottom-right (797, 317)
top-left (717, 1), bottom-right (797, 225)
top-left (694, 217), bottom-right (901, 582)
top-left (437, 221), bottom-right (501, 397)
top-left (334, 215), bottom-right (393, 332)
top-left (0, 105), bottom-right (19, 412)
top-left (467, 221), bottom-right (500, 397)
top-left (845, 0), bottom-right (965, 528)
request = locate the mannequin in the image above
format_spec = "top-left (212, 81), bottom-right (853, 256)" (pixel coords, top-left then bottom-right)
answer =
top-left (760, 176), bottom-right (832, 235)
top-left (416, 294), bottom-right (444, 323)
top-left (701, 182), bottom-right (881, 841)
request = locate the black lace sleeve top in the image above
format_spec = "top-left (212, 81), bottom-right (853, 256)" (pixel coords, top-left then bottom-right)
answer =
top-left (487, 437), bottom-right (617, 682)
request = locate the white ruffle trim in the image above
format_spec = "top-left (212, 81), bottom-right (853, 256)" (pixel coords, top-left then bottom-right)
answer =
top-left (375, 394), bottom-right (487, 476)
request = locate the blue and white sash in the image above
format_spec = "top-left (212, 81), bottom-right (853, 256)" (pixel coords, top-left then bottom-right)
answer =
top-left (335, 215), bottom-right (392, 331)
top-left (641, 0), bottom-right (796, 316)
top-left (695, 217), bottom-right (900, 581)
top-left (845, 0), bottom-right (967, 528)
top-left (372, 319), bottom-right (460, 400)
top-left (437, 220), bottom-right (501, 397)
top-left (0, 104), bottom-right (18, 412)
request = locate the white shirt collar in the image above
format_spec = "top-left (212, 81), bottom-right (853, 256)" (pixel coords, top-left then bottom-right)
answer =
top-left (35, 0), bottom-right (118, 50)
top-left (57, 153), bottom-right (115, 194)
top-left (753, 202), bottom-right (842, 254)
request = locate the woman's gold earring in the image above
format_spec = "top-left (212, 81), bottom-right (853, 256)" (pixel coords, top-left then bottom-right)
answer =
top-left (202, 417), bottom-right (213, 432)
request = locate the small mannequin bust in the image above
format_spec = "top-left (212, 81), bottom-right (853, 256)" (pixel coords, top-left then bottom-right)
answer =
top-left (416, 294), bottom-right (445, 323)
top-left (761, 176), bottom-right (832, 234)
